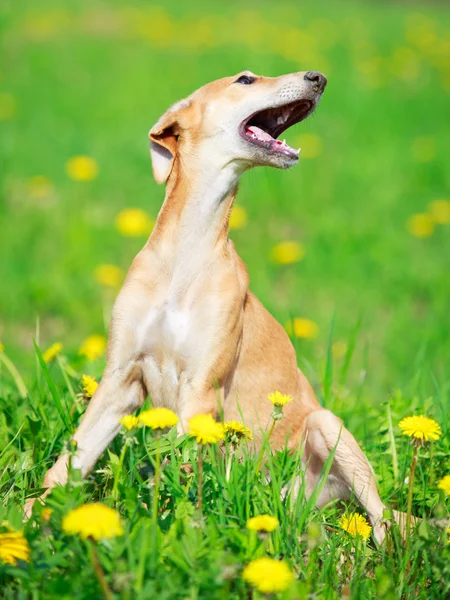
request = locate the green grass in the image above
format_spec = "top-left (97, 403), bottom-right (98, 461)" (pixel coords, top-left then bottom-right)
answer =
top-left (0, 0), bottom-right (449, 597)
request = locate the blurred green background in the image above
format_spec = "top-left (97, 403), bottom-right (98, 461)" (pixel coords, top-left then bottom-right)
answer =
top-left (1, 0), bottom-right (449, 426)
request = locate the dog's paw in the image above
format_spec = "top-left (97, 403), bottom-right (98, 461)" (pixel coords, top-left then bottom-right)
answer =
top-left (23, 497), bottom-right (37, 521)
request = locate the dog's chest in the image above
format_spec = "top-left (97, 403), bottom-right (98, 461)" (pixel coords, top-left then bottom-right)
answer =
top-left (135, 290), bottom-right (207, 408)
top-left (122, 232), bottom-right (236, 409)
top-left (138, 301), bottom-right (192, 356)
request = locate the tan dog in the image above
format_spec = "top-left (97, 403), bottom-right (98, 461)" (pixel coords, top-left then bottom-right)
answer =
top-left (25, 71), bottom-right (388, 542)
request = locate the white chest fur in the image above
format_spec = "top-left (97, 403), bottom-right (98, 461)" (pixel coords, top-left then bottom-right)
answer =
top-left (135, 307), bottom-right (187, 410)
top-left (137, 301), bottom-right (192, 356)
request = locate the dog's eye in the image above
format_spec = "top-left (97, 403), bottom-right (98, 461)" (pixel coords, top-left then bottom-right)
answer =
top-left (235, 75), bottom-right (255, 85)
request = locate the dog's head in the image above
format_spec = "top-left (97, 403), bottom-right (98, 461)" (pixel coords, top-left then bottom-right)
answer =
top-left (149, 70), bottom-right (326, 184)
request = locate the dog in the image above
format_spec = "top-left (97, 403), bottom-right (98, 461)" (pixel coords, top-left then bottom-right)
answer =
top-left (25, 70), bottom-right (389, 542)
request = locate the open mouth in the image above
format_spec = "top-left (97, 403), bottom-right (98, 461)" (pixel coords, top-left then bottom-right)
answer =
top-left (239, 100), bottom-right (314, 160)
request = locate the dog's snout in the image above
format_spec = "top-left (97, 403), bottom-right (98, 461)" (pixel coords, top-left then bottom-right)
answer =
top-left (304, 71), bottom-right (327, 93)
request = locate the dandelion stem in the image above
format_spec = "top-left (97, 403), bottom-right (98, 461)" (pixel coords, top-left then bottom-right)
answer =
top-left (405, 443), bottom-right (418, 554)
top-left (255, 419), bottom-right (276, 473)
top-left (88, 540), bottom-right (113, 600)
top-left (152, 436), bottom-right (161, 525)
top-left (225, 452), bottom-right (232, 482)
top-left (197, 445), bottom-right (204, 511)
top-left (112, 441), bottom-right (128, 503)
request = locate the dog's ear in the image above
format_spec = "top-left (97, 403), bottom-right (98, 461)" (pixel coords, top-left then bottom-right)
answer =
top-left (149, 99), bottom-right (190, 184)
top-left (149, 120), bottom-right (178, 185)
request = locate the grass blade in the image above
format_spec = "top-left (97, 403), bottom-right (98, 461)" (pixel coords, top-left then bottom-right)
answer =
top-left (323, 311), bottom-right (335, 406)
top-left (386, 398), bottom-right (399, 480)
top-left (0, 350), bottom-right (28, 399)
top-left (33, 340), bottom-right (72, 432)
top-left (340, 313), bottom-right (362, 386)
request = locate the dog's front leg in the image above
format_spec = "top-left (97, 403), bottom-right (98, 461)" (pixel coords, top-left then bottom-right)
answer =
top-left (177, 385), bottom-right (225, 435)
top-left (24, 368), bottom-right (146, 518)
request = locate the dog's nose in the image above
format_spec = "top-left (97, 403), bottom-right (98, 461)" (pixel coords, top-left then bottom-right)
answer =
top-left (304, 71), bottom-right (327, 93)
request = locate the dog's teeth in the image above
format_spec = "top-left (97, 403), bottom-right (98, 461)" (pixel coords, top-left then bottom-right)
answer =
top-left (282, 139), bottom-right (286, 145)
top-left (297, 147), bottom-right (301, 154)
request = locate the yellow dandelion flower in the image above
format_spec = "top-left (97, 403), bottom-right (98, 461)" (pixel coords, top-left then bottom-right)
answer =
top-left (224, 420), bottom-right (253, 442)
top-left (139, 407), bottom-right (178, 430)
top-left (405, 14), bottom-right (437, 49)
top-left (62, 503), bottom-right (123, 540)
top-left (0, 531), bottom-right (30, 565)
top-left (27, 175), bottom-right (53, 199)
top-left (115, 208), bottom-right (154, 237)
top-left (398, 415), bottom-right (441, 442)
top-left (188, 414), bottom-right (225, 444)
top-left (411, 137), bottom-right (436, 163)
top-left (295, 133), bottom-right (323, 159)
top-left (65, 155), bottom-right (99, 182)
top-left (437, 475), bottom-right (450, 496)
top-left (332, 340), bottom-right (348, 359)
top-left (339, 512), bottom-right (372, 541)
top-left (24, 13), bottom-right (65, 40)
top-left (119, 414), bottom-right (140, 431)
top-left (41, 507), bottom-right (53, 523)
top-left (390, 47), bottom-right (420, 82)
top-left (243, 557), bottom-right (293, 593)
top-left (406, 213), bottom-right (434, 238)
top-left (285, 317), bottom-right (319, 339)
top-left (246, 514), bottom-right (279, 532)
top-left (42, 342), bottom-right (63, 363)
top-left (229, 205), bottom-right (248, 230)
top-left (0, 342), bottom-right (4, 353)
top-left (94, 264), bottom-right (124, 288)
top-left (429, 199), bottom-right (450, 225)
top-left (356, 57), bottom-right (385, 89)
top-left (81, 374), bottom-right (98, 399)
top-left (0, 92), bottom-right (16, 120)
top-left (271, 241), bottom-right (304, 265)
top-left (268, 391), bottom-right (293, 407)
top-left (79, 334), bottom-right (106, 361)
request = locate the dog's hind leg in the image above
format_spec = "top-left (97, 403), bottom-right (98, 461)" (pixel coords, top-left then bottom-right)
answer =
top-left (299, 409), bottom-right (387, 544)
top-left (24, 368), bottom-right (146, 518)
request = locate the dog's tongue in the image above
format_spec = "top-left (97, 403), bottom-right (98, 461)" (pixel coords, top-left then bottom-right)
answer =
top-left (245, 125), bottom-right (273, 142)
top-left (245, 125), bottom-right (299, 158)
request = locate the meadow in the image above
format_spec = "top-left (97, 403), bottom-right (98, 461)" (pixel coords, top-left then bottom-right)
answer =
top-left (0, 0), bottom-right (449, 598)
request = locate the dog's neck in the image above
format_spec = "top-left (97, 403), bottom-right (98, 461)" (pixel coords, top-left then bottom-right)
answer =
top-left (150, 152), bottom-right (245, 258)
